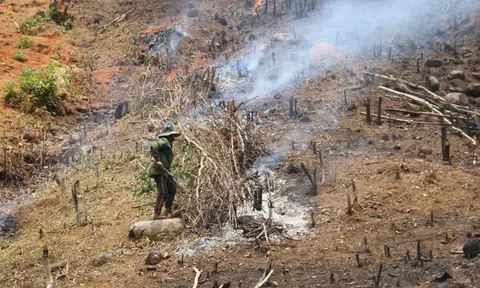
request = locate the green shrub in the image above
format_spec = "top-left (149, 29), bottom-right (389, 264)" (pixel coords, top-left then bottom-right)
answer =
top-left (19, 15), bottom-right (44, 36)
top-left (45, 7), bottom-right (56, 20)
top-left (18, 63), bottom-right (58, 112)
top-left (16, 36), bottom-right (33, 49)
top-left (13, 50), bottom-right (27, 62)
top-left (61, 19), bottom-right (73, 32)
top-left (3, 82), bottom-right (18, 103)
top-left (130, 172), bottom-right (155, 196)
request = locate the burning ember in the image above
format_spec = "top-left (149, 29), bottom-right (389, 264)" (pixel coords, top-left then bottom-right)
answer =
top-left (309, 42), bottom-right (342, 59)
top-left (252, 0), bottom-right (263, 9)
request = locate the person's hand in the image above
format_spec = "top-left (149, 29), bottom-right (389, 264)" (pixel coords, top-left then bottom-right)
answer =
top-left (155, 161), bottom-right (164, 169)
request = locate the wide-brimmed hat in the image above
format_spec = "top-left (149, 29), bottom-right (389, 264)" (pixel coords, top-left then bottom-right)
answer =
top-left (156, 123), bottom-right (182, 139)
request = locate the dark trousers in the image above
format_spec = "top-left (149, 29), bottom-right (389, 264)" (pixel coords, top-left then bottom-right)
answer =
top-left (153, 175), bottom-right (176, 215)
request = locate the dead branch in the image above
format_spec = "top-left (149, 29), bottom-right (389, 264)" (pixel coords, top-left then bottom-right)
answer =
top-left (192, 267), bottom-right (202, 288)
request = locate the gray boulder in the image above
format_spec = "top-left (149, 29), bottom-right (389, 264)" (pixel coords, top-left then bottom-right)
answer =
top-left (463, 239), bottom-right (480, 259)
top-left (465, 83), bottom-right (480, 98)
top-left (444, 93), bottom-right (469, 105)
top-left (425, 59), bottom-right (442, 68)
top-left (448, 70), bottom-right (466, 80)
top-left (92, 252), bottom-right (112, 267)
top-left (426, 76), bottom-right (440, 92)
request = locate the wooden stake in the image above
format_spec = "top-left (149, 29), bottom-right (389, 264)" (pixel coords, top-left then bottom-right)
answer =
top-left (330, 272), bottom-right (335, 284)
top-left (384, 245), bottom-right (391, 258)
top-left (417, 240), bottom-right (422, 261)
top-left (319, 150), bottom-right (325, 184)
top-left (404, 249), bottom-right (411, 263)
top-left (388, 48), bottom-right (392, 61)
top-left (72, 180), bottom-right (88, 226)
top-left (356, 253), bottom-right (361, 267)
top-left (289, 96), bottom-right (294, 118)
top-left (351, 179), bottom-right (358, 204)
top-left (347, 193), bottom-right (353, 215)
top-left (294, 98), bottom-right (298, 118)
top-left (95, 164), bottom-right (99, 187)
top-left (312, 141), bottom-right (317, 154)
top-left (377, 97), bottom-right (383, 125)
top-left (3, 144), bottom-right (7, 186)
top-left (344, 89), bottom-right (347, 105)
top-left (375, 263), bottom-right (383, 287)
top-left (43, 245), bottom-right (53, 288)
top-left (366, 98), bottom-right (372, 123)
top-left (441, 127), bottom-right (449, 162)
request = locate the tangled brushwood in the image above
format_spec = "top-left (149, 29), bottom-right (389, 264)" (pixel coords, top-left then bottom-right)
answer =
top-left (136, 66), bottom-right (266, 230)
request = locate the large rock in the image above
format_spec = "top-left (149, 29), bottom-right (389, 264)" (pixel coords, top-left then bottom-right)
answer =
top-left (114, 101), bottom-right (129, 120)
top-left (93, 112), bottom-right (105, 124)
top-left (426, 76), bottom-right (440, 92)
top-left (448, 79), bottom-right (468, 93)
top-left (92, 252), bottom-right (112, 266)
top-left (445, 93), bottom-right (469, 105)
top-left (217, 17), bottom-right (228, 26)
top-left (128, 219), bottom-right (185, 241)
top-left (463, 239), bottom-right (480, 259)
top-left (472, 73), bottom-right (480, 80)
top-left (465, 83), bottom-right (480, 98)
top-left (425, 59), bottom-right (442, 68)
top-left (448, 70), bottom-right (466, 80)
top-left (145, 250), bottom-right (170, 265)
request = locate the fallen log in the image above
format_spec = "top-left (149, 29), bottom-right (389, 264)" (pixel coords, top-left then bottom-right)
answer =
top-left (379, 86), bottom-right (477, 146)
top-left (128, 218), bottom-right (185, 241)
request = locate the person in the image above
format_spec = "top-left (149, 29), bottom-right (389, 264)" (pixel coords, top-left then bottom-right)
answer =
top-left (147, 124), bottom-right (181, 219)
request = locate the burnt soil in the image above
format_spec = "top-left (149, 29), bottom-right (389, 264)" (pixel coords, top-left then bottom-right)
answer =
top-left (0, 0), bottom-right (480, 287)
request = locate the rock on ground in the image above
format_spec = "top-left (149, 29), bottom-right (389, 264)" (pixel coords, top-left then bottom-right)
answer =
top-left (445, 93), bottom-right (469, 105)
top-left (425, 59), bottom-right (442, 68)
top-left (427, 76), bottom-right (440, 92)
top-left (92, 252), bottom-right (112, 266)
top-left (145, 250), bottom-right (170, 265)
top-left (463, 239), bottom-right (480, 259)
top-left (465, 83), bottom-right (480, 98)
top-left (128, 218), bottom-right (185, 241)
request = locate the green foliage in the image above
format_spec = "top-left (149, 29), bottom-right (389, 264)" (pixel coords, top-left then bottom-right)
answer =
top-left (13, 50), bottom-right (27, 62)
top-left (15, 114), bottom-right (25, 132)
top-left (61, 19), bottom-right (73, 32)
top-left (19, 15), bottom-right (44, 36)
top-left (3, 82), bottom-right (18, 103)
top-left (45, 7), bottom-right (56, 20)
top-left (17, 63), bottom-right (58, 112)
top-left (16, 36), bottom-right (33, 49)
top-left (130, 171), bottom-right (155, 197)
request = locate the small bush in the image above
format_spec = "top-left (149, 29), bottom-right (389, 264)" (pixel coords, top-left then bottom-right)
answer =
top-left (3, 82), bottom-right (18, 103)
top-left (19, 15), bottom-right (44, 36)
top-left (18, 63), bottom-right (58, 112)
top-left (16, 37), bottom-right (33, 49)
top-left (61, 19), bottom-right (73, 32)
top-left (13, 50), bottom-right (27, 62)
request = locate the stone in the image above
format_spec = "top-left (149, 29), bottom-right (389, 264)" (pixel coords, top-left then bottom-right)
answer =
top-left (382, 134), bottom-right (390, 141)
top-left (93, 112), bottom-right (105, 124)
top-left (463, 239), bottom-right (480, 259)
top-left (186, 8), bottom-right (199, 18)
top-left (465, 83), bottom-right (480, 98)
top-left (114, 101), bottom-right (129, 120)
top-left (184, 3), bottom-right (194, 9)
top-left (445, 93), bottom-right (469, 105)
top-left (392, 144), bottom-right (401, 151)
top-left (426, 76), bottom-right (440, 92)
top-left (448, 70), bottom-right (466, 80)
top-left (472, 73), bottom-right (480, 80)
top-left (69, 133), bottom-right (81, 144)
top-left (145, 250), bottom-right (169, 265)
top-left (55, 103), bottom-right (67, 116)
top-left (448, 79), bottom-right (468, 93)
top-left (394, 82), bottom-right (409, 93)
top-left (425, 59), bottom-right (442, 68)
top-left (92, 252), bottom-right (112, 267)
top-left (286, 163), bottom-right (301, 174)
top-left (217, 17), bottom-right (228, 26)
top-left (128, 219), bottom-right (185, 241)
top-left (433, 269), bottom-right (453, 282)
top-left (23, 130), bottom-right (39, 143)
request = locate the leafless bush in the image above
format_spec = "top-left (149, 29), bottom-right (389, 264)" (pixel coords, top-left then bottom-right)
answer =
top-left (135, 67), bottom-right (266, 230)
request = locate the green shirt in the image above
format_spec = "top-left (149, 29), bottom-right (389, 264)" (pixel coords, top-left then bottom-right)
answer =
top-left (147, 138), bottom-right (173, 178)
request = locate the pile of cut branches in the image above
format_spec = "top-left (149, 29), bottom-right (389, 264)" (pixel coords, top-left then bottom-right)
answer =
top-left (137, 67), bottom-right (266, 230)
